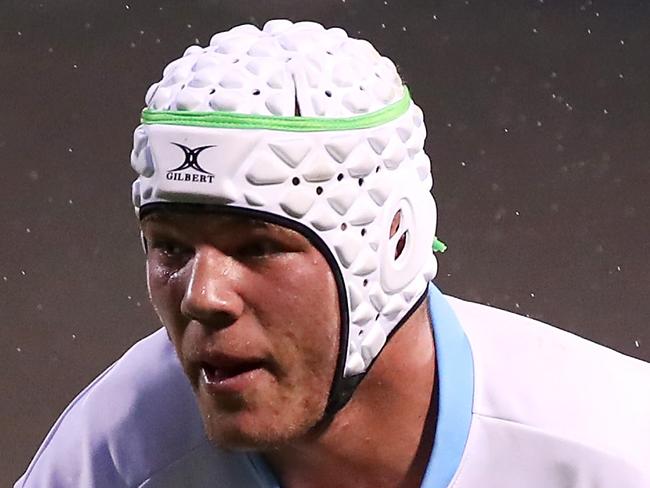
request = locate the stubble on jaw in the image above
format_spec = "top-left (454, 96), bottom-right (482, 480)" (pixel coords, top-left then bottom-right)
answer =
top-left (175, 316), bottom-right (338, 452)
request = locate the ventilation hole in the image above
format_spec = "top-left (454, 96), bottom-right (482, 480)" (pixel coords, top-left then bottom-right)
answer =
top-left (389, 210), bottom-right (402, 238)
top-left (337, 173), bottom-right (344, 181)
top-left (292, 73), bottom-right (301, 116)
top-left (358, 178), bottom-right (364, 187)
top-left (316, 186), bottom-right (323, 195)
top-left (209, 88), bottom-right (216, 94)
top-left (363, 279), bottom-right (368, 287)
top-left (340, 223), bottom-right (348, 231)
top-left (294, 89), bottom-right (301, 116)
top-left (395, 230), bottom-right (408, 260)
top-left (292, 177), bottom-right (300, 186)
top-left (325, 90), bottom-right (332, 98)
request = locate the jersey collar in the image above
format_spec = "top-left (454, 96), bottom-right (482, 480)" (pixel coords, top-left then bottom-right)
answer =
top-left (420, 284), bottom-right (474, 487)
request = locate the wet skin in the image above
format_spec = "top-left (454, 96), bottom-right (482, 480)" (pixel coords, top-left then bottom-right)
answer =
top-left (141, 210), bottom-right (341, 450)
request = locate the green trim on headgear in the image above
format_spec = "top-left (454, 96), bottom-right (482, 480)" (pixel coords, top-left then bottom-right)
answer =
top-left (141, 87), bottom-right (412, 132)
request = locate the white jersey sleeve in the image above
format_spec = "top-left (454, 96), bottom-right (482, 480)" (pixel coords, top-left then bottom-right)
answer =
top-left (14, 329), bottom-right (270, 488)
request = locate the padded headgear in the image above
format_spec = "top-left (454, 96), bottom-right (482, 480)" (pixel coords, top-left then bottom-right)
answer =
top-left (131, 19), bottom-right (438, 414)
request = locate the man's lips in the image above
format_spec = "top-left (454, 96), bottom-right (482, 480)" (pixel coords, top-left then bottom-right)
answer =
top-left (194, 352), bottom-right (272, 393)
top-left (200, 358), bottom-right (267, 383)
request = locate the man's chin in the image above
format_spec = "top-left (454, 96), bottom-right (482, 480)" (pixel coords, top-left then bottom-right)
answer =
top-left (199, 405), bottom-right (317, 452)
top-left (202, 417), bottom-right (289, 452)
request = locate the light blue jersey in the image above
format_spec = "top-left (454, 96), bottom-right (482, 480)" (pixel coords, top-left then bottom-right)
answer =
top-left (16, 286), bottom-right (650, 487)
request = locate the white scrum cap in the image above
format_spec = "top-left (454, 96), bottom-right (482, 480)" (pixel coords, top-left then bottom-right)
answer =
top-left (131, 19), bottom-right (439, 413)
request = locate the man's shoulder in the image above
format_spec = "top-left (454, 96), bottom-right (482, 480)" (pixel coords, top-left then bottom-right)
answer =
top-left (444, 295), bottom-right (650, 472)
top-left (16, 329), bottom-right (256, 488)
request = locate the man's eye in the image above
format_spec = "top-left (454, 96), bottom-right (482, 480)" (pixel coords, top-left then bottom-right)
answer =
top-left (236, 240), bottom-right (281, 259)
top-left (149, 240), bottom-right (192, 260)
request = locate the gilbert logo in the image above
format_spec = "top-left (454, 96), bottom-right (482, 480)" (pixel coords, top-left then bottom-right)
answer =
top-left (166, 143), bottom-right (216, 183)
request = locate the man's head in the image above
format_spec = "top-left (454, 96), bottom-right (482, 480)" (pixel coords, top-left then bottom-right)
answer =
top-left (132, 19), bottom-right (438, 449)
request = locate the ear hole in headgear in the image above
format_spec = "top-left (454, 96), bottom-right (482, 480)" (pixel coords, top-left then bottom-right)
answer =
top-left (395, 231), bottom-right (408, 260)
top-left (389, 209), bottom-right (407, 260)
top-left (389, 209), bottom-right (402, 238)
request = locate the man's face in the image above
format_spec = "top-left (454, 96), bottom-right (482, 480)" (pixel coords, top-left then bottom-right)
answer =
top-left (141, 209), bottom-right (340, 450)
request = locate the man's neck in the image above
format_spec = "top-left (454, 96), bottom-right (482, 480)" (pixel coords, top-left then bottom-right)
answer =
top-left (264, 301), bottom-right (437, 488)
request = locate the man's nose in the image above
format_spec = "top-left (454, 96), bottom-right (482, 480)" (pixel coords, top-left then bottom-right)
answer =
top-left (180, 247), bottom-right (245, 328)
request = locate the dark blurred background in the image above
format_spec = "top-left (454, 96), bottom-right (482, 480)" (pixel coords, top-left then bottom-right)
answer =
top-left (1, 0), bottom-right (648, 484)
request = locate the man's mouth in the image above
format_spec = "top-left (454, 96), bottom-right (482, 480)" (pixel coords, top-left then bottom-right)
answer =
top-left (200, 360), bottom-right (266, 383)
top-left (197, 355), bottom-right (269, 394)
